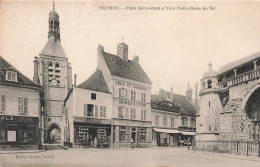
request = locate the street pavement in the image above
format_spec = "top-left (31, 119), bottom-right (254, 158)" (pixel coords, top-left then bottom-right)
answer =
top-left (0, 147), bottom-right (259, 167)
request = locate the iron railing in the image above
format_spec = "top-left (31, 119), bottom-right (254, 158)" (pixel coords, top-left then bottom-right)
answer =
top-left (193, 140), bottom-right (260, 157)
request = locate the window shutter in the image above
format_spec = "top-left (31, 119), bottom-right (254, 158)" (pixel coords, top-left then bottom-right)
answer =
top-left (1, 95), bottom-right (5, 112)
top-left (104, 107), bottom-right (106, 118)
top-left (18, 97), bottom-right (23, 114)
top-left (84, 104), bottom-right (87, 117)
top-left (95, 105), bottom-right (98, 118)
top-left (125, 107), bottom-right (128, 119)
top-left (125, 89), bottom-right (128, 100)
top-left (23, 98), bottom-right (28, 114)
top-left (144, 110), bottom-right (146, 121)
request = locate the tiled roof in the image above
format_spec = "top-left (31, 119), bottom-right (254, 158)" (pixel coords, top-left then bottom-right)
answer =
top-left (77, 69), bottom-right (110, 93)
top-left (218, 51), bottom-right (260, 75)
top-left (102, 51), bottom-right (152, 84)
top-left (160, 89), bottom-right (197, 116)
top-left (0, 56), bottom-right (41, 88)
top-left (40, 36), bottom-right (66, 58)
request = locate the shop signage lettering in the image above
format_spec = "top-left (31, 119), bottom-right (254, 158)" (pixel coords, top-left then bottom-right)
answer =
top-left (0, 115), bottom-right (38, 123)
top-left (152, 103), bottom-right (179, 113)
top-left (116, 81), bottom-right (148, 91)
top-left (119, 100), bottom-right (146, 107)
top-left (74, 117), bottom-right (110, 124)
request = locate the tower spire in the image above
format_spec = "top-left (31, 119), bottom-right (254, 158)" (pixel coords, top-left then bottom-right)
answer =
top-left (53, 0), bottom-right (55, 10)
top-left (48, 1), bottom-right (60, 41)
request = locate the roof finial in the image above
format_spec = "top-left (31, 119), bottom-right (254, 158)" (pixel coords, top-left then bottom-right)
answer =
top-left (209, 61), bottom-right (212, 70)
top-left (53, 0), bottom-right (55, 10)
top-left (122, 36), bottom-right (124, 43)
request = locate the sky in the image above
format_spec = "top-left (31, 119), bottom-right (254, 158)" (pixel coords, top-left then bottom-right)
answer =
top-left (0, 1), bottom-right (260, 98)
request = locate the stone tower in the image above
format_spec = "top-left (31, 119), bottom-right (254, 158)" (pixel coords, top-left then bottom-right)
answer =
top-left (196, 62), bottom-right (222, 141)
top-left (33, 4), bottom-right (72, 143)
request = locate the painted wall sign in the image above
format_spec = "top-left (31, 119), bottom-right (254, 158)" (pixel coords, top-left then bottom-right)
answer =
top-left (7, 131), bottom-right (16, 142)
top-left (116, 81), bottom-right (148, 91)
top-left (119, 99), bottom-right (146, 107)
top-left (151, 103), bottom-right (179, 113)
top-left (74, 117), bottom-right (111, 124)
top-left (0, 115), bottom-right (39, 123)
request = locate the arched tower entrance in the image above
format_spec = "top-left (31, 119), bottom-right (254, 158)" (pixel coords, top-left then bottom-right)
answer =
top-left (47, 123), bottom-right (61, 143)
top-left (244, 85), bottom-right (260, 141)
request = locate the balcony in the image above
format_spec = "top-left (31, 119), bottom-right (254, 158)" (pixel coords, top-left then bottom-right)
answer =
top-left (218, 68), bottom-right (260, 89)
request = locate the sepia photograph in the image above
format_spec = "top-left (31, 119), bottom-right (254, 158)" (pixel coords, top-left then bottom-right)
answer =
top-left (0, 0), bottom-right (260, 166)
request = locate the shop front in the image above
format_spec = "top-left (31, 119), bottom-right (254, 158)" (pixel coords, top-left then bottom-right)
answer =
top-left (0, 115), bottom-right (40, 150)
top-left (73, 117), bottom-right (111, 149)
top-left (113, 119), bottom-right (152, 148)
top-left (153, 128), bottom-right (181, 147)
top-left (178, 131), bottom-right (196, 146)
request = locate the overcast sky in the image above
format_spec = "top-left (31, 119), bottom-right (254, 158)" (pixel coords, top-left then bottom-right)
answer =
top-left (1, 1), bottom-right (260, 97)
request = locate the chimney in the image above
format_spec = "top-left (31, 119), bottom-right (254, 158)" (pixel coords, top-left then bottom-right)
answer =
top-left (186, 82), bottom-right (192, 102)
top-left (133, 56), bottom-right (139, 64)
top-left (74, 74), bottom-right (77, 86)
top-left (97, 44), bottom-right (104, 52)
top-left (117, 42), bottom-right (128, 62)
top-left (33, 57), bottom-right (39, 84)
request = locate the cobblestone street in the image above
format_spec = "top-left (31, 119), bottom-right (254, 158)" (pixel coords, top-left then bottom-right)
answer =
top-left (0, 147), bottom-right (260, 167)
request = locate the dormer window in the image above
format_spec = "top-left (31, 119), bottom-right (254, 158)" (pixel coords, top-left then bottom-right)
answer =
top-left (6, 71), bottom-right (17, 82)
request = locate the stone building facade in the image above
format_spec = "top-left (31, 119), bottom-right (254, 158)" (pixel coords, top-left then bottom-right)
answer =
top-left (196, 52), bottom-right (260, 141)
top-left (0, 56), bottom-right (42, 150)
top-left (97, 42), bottom-right (152, 148)
top-left (33, 7), bottom-right (72, 143)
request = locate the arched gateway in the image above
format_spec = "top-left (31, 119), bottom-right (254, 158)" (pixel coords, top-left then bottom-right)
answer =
top-left (47, 123), bottom-right (61, 143)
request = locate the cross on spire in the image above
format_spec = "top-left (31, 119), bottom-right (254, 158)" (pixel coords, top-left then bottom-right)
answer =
top-left (122, 36), bottom-right (124, 43)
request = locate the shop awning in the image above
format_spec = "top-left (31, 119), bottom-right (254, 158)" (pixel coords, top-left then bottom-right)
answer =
top-left (153, 128), bottom-right (181, 134)
top-left (181, 132), bottom-right (196, 136)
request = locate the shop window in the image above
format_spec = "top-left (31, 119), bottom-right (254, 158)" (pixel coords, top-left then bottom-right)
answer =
top-left (141, 92), bottom-right (146, 102)
top-left (155, 115), bottom-right (159, 126)
top-left (163, 117), bottom-right (167, 126)
top-left (138, 128), bottom-right (147, 142)
top-left (0, 125), bottom-right (6, 143)
top-left (141, 110), bottom-right (146, 121)
top-left (18, 125), bottom-right (28, 143)
top-left (131, 90), bottom-right (136, 101)
top-left (6, 71), bottom-right (17, 82)
top-left (171, 118), bottom-right (174, 127)
top-left (182, 117), bottom-right (188, 126)
top-left (1, 95), bottom-right (6, 112)
top-left (91, 93), bottom-right (96, 100)
top-left (100, 106), bottom-right (106, 118)
top-left (119, 126), bottom-right (131, 142)
top-left (131, 108), bottom-right (136, 120)
top-left (95, 105), bottom-right (98, 118)
top-left (6, 125), bottom-right (17, 142)
top-left (119, 88), bottom-right (127, 99)
top-left (118, 106), bottom-right (125, 118)
top-left (18, 96), bottom-right (28, 114)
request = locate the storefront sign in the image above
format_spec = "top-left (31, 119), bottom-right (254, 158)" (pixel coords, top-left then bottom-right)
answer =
top-left (113, 119), bottom-right (152, 127)
top-left (7, 131), bottom-right (16, 142)
top-left (0, 115), bottom-right (39, 123)
top-left (74, 117), bottom-right (111, 125)
top-left (119, 100), bottom-right (146, 107)
top-left (116, 81), bottom-right (148, 91)
top-left (152, 103), bottom-right (179, 113)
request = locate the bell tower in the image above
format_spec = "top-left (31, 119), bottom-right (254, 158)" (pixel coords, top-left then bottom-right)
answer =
top-left (33, 2), bottom-right (72, 144)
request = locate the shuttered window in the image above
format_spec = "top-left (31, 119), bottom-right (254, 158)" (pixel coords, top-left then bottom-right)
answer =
top-left (1, 95), bottom-right (6, 112)
top-left (18, 96), bottom-right (28, 114)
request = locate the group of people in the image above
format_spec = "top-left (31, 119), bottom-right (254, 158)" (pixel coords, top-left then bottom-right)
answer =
top-left (93, 137), bottom-right (106, 148)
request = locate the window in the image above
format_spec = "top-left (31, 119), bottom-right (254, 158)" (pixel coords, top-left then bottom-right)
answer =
top-left (118, 106), bottom-right (125, 118)
top-left (119, 126), bottom-right (131, 142)
top-left (209, 101), bottom-right (211, 107)
top-left (209, 126), bottom-right (211, 132)
top-left (55, 63), bottom-right (60, 68)
top-left (95, 105), bottom-right (98, 118)
top-left (119, 88), bottom-right (127, 99)
top-left (18, 96), bottom-right (28, 114)
top-left (190, 118), bottom-right (196, 127)
top-left (125, 107), bottom-right (129, 119)
top-left (131, 90), bottom-right (136, 101)
top-left (55, 70), bottom-right (60, 73)
top-left (91, 93), bottom-right (96, 100)
top-left (208, 79), bottom-right (212, 88)
top-left (84, 104), bottom-right (94, 117)
top-left (48, 69), bottom-right (53, 72)
top-left (48, 62), bottom-right (53, 67)
top-left (141, 92), bottom-right (146, 102)
top-left (6, 71), bottom-right (17, 82)
top-left (100, 106), bottom-right (106, 118)
top-left (171, 118), bottom-right (174, 127)
top-left (1, 95), bottom-right (6, 112)
top-left (131, 108), bottom-right (136, 120)
top-left (141, 110), bottom-right (146, 121)
top-left (138, 128), bottom-right (147, 142)
top-left (155, 115), bottom-right (159, 126)
top-left (163, 117), bottom-right (167, 126)
top-left (182, 117), bottom-right (188, 126)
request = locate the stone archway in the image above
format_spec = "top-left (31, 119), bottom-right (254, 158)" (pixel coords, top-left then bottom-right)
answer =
top-left (243, 84), bottom-right (260, 141)
top-left (47, 123), bottom-right (61, 144)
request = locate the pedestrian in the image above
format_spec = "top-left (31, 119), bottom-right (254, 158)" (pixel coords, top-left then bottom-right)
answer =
top-left (131, 138), bottom-right (134, 148)
top-left (187, 137), bottom-right (191, 150)
top-left (94, 137), bottom-right (98, 148)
